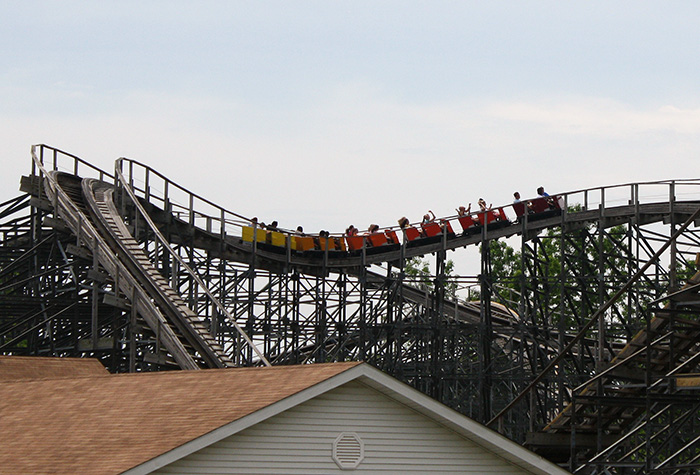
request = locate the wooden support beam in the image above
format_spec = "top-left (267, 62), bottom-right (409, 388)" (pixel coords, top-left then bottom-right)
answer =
top-left (87, 269), bottom-right (109, 284)
top-left (19, 175), bottom-right (42, 195)
top-left (66, 243), bottom-right (92, 260)
top-left (29, 196), bottom-right (52, 212)
top-left (42, 216), bottom-right (70, 233)
top-left (675, 375), bottom-right (700, 389)
top-left (526, 431), bottom-right (619, 449)
top-left (103, 293), bottom-right (131, 310)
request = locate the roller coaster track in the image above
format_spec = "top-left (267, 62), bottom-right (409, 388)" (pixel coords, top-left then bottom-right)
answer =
top-left (43, 174), bottom-right (199, 369)
top-left (19, 151), bottom-right (509, 370)
top-left (165, 192), bottom-right (700, 276)
top-left (31, 154), bottom-right (265, 369)
top-left (108, 153), bottom-right (700, 279)
top-left (5, 144), bottom-right (700, 472)
top-left (91, 158), bottom-right (700, 472)
top-left (493, 206), bottom-right (700, 469)
top-left (111, 154), bottom-right (700, 332)
top-left (561, 277), bottom-right (700, 473)
top-left (110, 156), bottom-right (700, 363)
top-left (82, 177), bottom-right (237, 368)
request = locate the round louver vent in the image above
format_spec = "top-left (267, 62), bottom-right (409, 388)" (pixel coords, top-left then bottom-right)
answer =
top-left (332, 432), bottom-right (364, 469)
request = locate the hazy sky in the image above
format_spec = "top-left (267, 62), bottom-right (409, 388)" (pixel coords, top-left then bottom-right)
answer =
top-left (2, 2), bottom-right (699, 274)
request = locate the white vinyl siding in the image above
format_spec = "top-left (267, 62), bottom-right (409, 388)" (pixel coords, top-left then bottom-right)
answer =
top-left (153, 380), bottom-right (534, 474)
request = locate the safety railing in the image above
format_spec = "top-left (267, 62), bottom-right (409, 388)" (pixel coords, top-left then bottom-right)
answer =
top-left (30, 145), bottom-right (203, 370)
top-left (116, 153), bottom-right (700, 262)
top-left (36, 149), bottom-right (700, 249)
top-left (114, 158), bottom-right (271, 366)
top-left (33, 144), bottom-right (114, 183)
top-left (116, 157), bottom-right (248, 240)
top-left (553, 178), bottom-right (700, 213)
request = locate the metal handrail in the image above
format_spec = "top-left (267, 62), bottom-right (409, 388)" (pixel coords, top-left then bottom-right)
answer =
top-left (32, 148), bottom-right (700, 242)
top-left (116, 157), bottom-right (249, 239)
top-left (117, 154), bottom-right (700, 239)
top-left (33, 144), bottom-right (114, 181)
top-left (114, 160), bottom-right (271, 366)
top-left (30, 145), bottom-right (201, 370)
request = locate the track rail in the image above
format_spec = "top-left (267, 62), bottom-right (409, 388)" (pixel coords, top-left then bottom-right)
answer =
top-left (115, 156), bottom-right (700, 272)
top-left (239, 200), bottom-right (700, 271)
top-left (30, 145), bottom-right (246, 369)
top-left (111, 164), bottom-right (270, 366)
top-left (39, 169), bottom-right (202, 369)
top-left (16, 144), bottom-right (700, 470)
top-left (82, 178), bottom-right (235, 368)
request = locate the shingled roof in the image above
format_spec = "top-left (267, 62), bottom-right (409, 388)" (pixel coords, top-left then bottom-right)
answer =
top-left (0, 360), bottom-right (361, 475)
top-left (0, 357), bottom-right (567, 475)
top-left (0, 355), bottom-right (108, 381)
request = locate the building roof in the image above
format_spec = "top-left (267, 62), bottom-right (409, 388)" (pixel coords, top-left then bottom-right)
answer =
top-left (0, 357), bottom-right (567, 475)
top-left (0, 355), bottom-right (108, 381)
top-left (0, 360), bottom-right (361, 475)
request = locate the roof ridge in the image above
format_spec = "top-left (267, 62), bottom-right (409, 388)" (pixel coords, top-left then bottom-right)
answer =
top-left (6, 360), bottom-right (362, 382)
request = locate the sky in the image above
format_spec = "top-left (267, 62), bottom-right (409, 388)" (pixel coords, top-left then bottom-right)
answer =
top-left (2, 1), bottom-right (699, 275)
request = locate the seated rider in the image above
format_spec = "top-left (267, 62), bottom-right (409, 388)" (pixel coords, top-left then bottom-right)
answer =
top-left (513, 192), bottom-right (534, 213)
top-left (537, 186), bottom-right (556, 209)
top-left (477, 198), bottom-right (491, 212)
top-left (456, 204), bottom-right (471, 217)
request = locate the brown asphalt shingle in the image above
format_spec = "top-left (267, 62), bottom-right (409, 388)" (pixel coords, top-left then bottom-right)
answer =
top-left (0, 360), bottom-right (361, 475)
top-left (0, 355), bottom-right (109, 381)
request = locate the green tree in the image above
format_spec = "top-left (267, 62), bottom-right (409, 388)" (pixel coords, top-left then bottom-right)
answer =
top-left (403, 256), bottom-right (457, 299)
top-left (486, 214), bottom-right (680, 338)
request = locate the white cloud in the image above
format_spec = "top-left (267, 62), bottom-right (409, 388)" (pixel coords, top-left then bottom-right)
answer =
top-left (2, 2), bottom-right (699, 281)
top-left (3, 89), bottom-right (698, 232)
top-left (487, 99), bottom-right (700, 137)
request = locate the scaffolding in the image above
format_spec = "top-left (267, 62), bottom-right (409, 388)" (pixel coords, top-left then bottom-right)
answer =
top-left (2, 144), bottom-right (700, 472)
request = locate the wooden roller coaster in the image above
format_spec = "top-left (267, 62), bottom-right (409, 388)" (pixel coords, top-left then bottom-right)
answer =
top-left (2, 144), bottom-right (700, 473)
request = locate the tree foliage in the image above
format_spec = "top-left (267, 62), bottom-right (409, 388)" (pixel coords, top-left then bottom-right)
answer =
top-left (403, 256), bottom-right (457, 299)
top-left (486, 211), bottom-right (695, 338)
